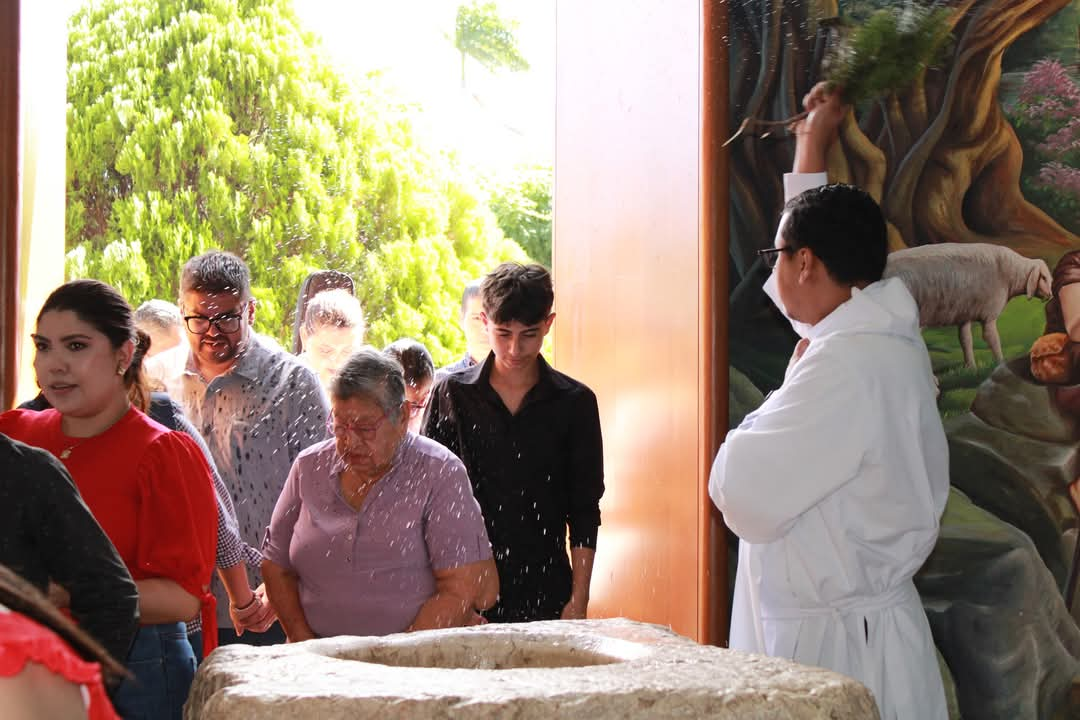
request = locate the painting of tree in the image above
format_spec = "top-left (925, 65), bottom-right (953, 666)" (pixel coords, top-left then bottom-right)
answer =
top-left (728, 0), bottom-right (1078, 390)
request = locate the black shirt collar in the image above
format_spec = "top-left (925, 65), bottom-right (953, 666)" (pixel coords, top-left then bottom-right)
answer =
top-left (462, 352), bottom-right (572, 393)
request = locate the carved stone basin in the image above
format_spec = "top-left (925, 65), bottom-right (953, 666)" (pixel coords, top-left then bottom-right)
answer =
top-left (337, 633), bottom-right (631, 670)
top-left (184, 618), bottom-right (879, 719)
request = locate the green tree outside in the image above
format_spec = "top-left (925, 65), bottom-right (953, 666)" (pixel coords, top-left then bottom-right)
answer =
top-left (454, 1), bottom-right (529, 88)
top-left (486, 165), bottom-right (552, 267)
top-left (66, 0), bottom-right (528, 365)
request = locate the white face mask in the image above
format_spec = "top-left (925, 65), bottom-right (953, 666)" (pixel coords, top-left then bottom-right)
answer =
top-left (763, 272), bottom-right (813, 339)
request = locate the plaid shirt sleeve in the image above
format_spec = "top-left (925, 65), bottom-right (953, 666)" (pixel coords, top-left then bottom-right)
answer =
top-left (171, 405), bottom-right (247, 569)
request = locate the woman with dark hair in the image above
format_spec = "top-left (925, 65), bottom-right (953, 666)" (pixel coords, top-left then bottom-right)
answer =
top-left (384, 339), bottom-right (435, 434)
top-left (0, 563), bottom-right (125, 719)
top-left (20, 364), bottom-right (275, 661)
top-left (0, 279), bottom-right (218, 720)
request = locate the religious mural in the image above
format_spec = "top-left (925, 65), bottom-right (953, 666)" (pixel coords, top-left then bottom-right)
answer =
top-left (727, 1), bottom-right (1080, 717)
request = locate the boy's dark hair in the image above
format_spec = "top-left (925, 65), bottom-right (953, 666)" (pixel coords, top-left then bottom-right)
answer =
top-left (180, 251), bottom-right (252, 298)
top-left (384, 338), bottom-right (435, 386)
top-left (481, 263), bottom-right (554, 325)
top-left (781, 184), bottom-right (887, 286)
top-left (460, 280), bottom-right (482, 321)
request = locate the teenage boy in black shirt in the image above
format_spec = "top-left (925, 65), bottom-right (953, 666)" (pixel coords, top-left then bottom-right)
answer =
top-left (423, 263), bottom-right (604, 622)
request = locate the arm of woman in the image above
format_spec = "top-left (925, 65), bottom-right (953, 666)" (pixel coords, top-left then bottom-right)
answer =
top-left (134, 433), bottom-right (217, 641)
top-left (261, 560), bottom-right (314, 642)
top-left (410, 454), bottom-right (499, 631)
top-left (218, 564), bottom-right (276, 634)
top-left (260, 457), bottom-right (311, 642)
top-left (134, 578), bottom-right (200, 625)
top-left (408, 558), bottom-right (498, 631)
top-left (0, 658), bottom-right (90, 720)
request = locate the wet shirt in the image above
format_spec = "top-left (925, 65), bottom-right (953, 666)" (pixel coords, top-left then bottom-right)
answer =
top-left (164, 335), bottom-right (329, 626)
top-left (422, 354), bottom-right (604, 622)
top-left (261, 433), bottom-right (492, 637)
top-left (0, 432), bottom-right (138, 663)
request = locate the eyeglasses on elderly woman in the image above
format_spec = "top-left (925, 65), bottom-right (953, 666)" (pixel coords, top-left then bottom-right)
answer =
top-left (327, 411), bottom-right (390, 442)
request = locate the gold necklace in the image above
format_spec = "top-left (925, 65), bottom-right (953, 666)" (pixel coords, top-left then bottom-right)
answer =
top-left (59, 439), bottom-right (87, 460)
top-left (56, 401), bottom-right (130, 460)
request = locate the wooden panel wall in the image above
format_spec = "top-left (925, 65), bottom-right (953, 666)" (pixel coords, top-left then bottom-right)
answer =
top-left (0, 1), bottom-right (19, 410)
top-left (553, 0), bottom-right (727, 643)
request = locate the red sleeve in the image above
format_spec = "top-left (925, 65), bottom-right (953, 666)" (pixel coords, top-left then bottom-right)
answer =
top-left (134, 431), bottom-right (219, 656)
top-left (0, 611), bottom-right (119, 720)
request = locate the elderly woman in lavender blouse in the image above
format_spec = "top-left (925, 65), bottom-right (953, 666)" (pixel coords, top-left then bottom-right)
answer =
top-left (261, 347), bottom-right (498, 640)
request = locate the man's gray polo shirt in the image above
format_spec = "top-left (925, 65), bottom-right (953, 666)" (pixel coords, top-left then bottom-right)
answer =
top-left (163, 335), bottom-right (329, 626)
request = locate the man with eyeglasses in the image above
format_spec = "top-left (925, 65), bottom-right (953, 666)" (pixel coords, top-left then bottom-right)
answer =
top-left (709, 83), bottom-right (949, 719)
top-left (149, 250), bottom-right (329, 648)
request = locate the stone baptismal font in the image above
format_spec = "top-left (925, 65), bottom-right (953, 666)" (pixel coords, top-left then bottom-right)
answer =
top-left (185, 618), bottom-right (878, 719)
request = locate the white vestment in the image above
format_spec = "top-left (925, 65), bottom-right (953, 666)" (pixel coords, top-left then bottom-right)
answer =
top-left (710, 173), bottom-right (949, 720)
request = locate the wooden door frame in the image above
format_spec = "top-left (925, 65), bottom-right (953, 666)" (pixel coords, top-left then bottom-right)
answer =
top-left (0, 0), bottom-right (19, 411)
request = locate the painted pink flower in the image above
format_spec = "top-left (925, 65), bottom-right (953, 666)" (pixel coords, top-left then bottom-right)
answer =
top-left (1012, 59), bottom-right (1080, 125)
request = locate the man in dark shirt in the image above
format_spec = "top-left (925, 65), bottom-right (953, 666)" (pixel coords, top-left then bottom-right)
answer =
top-left (0, 432), bottom-right (139, 663)
top-left (423, 263), bottom-right (604, 622)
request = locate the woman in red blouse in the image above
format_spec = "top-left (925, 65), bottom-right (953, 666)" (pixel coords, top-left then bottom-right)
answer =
top-left (0, 280), bottom-right (217, 720)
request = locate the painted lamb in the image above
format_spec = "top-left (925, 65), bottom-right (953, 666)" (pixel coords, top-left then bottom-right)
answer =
top-left (883, 242), bottom-right (1052, 368)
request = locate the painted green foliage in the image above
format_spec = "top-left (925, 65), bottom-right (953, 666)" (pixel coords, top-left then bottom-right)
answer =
top-left (66, 0), bottom-right (527, 364)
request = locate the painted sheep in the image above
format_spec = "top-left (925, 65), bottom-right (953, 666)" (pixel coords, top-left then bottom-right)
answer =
top-left (883, 243), bottom-right (1052, 368)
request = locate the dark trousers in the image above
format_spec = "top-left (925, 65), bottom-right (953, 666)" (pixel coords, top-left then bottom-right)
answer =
top-left (217, 621), bottom-right (286, 648)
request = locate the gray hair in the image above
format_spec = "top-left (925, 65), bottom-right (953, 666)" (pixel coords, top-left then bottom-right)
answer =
top-left (331, 346), bottom-right (406, 422)
top-left (181, 250), bottom-right (252, 299)
top-left (134, 299), bottom-right (182, 332)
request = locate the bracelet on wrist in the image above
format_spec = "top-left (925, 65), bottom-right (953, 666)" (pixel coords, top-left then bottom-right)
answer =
top-left (232, 594), bottom-right (258, 612)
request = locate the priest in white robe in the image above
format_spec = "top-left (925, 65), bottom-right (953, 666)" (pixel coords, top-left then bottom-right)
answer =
top-left (710, 83), bottom-right (949, 720)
